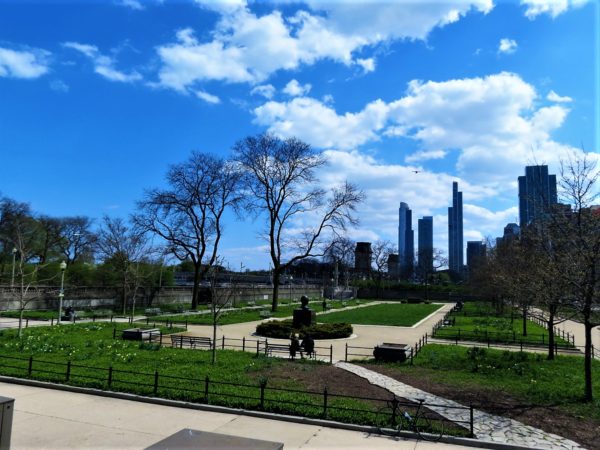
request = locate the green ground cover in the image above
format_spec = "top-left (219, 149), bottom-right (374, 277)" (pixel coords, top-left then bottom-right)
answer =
top-left (316, 303), bottom-right (442, 326)
top-left (434, 302), bottom-right (571, 346)
top-left (0, 309), bottom-right (116, 321)
top-left (361, 344), bottom-right (600, 424)
top-left (0, 323), bottom-right (386, 426)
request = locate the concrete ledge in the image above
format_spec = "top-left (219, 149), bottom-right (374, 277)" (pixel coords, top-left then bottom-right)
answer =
top-left (0, 375), bottom-right (539, 450)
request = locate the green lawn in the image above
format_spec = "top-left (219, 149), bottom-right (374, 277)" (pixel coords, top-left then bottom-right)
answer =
top-left (0, 323), bottom-right (384, 426)
top-left (362, 344), bottom-right (600, 423)
top-left (434, 302), bottom-right (571, 347)
top-left (0, 309), bottom-right (116, 321)
top-left (316, 303), bottom-right (442, 326)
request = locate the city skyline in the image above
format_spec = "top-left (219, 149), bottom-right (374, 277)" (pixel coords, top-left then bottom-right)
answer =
top-left (0, 1), bottom-right (596, 269)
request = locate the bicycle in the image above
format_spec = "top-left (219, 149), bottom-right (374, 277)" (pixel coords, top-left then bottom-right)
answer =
top-left (375, 397), bottom-right (444, 442)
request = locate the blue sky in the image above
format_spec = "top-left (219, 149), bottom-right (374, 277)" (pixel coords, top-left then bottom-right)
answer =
top-left (0, 0), bottom-right (597, 269)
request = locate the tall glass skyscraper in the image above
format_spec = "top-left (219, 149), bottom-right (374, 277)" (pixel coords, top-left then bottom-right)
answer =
top-left (418, 216), bottom-right (433, 274)
top-left (398, 202), bottom-right (414, 278)
top-left (448, 182), bottom-right (463, 274)
top-left (518, 165), bottom-right (557, 227)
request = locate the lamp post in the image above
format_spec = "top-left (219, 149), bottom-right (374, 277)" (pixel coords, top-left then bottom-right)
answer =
top-left (58, 261), bottom-right (67, 324)
top-left (11, 247), bottom-right (17, 288)
top-left (289, 276), bottom-right (293, 301)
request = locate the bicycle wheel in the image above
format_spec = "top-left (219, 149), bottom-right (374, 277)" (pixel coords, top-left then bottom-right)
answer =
top-left (374, 405), bottom-right (401, 437)
top-left (414, 412), bottom-right (444, 442)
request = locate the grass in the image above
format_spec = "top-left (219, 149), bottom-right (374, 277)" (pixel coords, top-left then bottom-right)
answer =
top-left (316, 303), bottom-right (442, 326)
top-left (434, 301), bottom-right (571, 347)
top-left (0, 323), bottom-right (391, 426)
top-left (0, 309), bottom-right (116, 320)
top-left (362, 344), bottom-right (600, 423)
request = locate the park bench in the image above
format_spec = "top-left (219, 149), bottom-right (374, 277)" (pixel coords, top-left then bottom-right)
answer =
top-left (266, 343), bottom-right (290, 357)
top-left (246, 300), bottom-right (256, 307)
top-left (170, 334), bottom-right (212, 349)
top-left (259, 310), bottom-right (272, 318)
top-left (145, 308), bottom-right (162, 316)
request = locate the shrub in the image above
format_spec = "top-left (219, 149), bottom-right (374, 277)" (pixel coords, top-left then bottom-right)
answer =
top-left (256, 320), bottom-right (352, 339)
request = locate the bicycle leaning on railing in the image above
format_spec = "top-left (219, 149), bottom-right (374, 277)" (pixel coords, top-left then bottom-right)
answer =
top-left (376, 397), bottom-right (444, 442)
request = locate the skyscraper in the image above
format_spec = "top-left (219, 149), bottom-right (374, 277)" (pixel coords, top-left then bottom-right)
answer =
top-left (518, 165), bottom-right (557, 227)
top-left (354, 242), bottom-right (372, 273)
top-left (448, 182), bottom-right (463, 274)
top-left (418, 216), bottom-right (433, 275)
top-left (398, 202), bottom-right (414, 278)
top-left (466, 241), bottom-right (486, 271)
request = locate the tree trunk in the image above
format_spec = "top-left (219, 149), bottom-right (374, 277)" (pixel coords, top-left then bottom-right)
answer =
top-left (18, 307), bottom-right (24, 338)
top-left (212, 312), bottom-right (217, 364)
top-left (584, 319), bottom-right (593, 401)
top-left (191, 264), bottom-right (201, 310)
top-left (522, 305), bottom-right (528, 337)
top-left (271, 270), bottom-right (281, 312)
top-left (547, 311), bottom-right (555, 360)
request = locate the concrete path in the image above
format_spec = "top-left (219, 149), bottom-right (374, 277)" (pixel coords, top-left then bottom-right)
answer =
top-left (335, 362), bottom-right (583, 450)
top-left (0, 381), bottom-right (476, 450)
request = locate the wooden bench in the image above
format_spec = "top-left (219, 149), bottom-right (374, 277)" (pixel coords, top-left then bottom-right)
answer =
top-left (266, 343), bottom-right (290, 357)
top-left (170, 335), bottom-right (212, 349)
top-left (145, 308), bottom-right (162, 316)
top-left (259, 310), bottom-right (272, 318)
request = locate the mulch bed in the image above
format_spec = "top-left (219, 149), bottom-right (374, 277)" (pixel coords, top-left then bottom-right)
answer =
top-left (358, 363), bottom-right (600, 450)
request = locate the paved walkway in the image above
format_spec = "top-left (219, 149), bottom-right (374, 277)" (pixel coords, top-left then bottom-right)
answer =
top-left (335, 362), bottom-right (583, 450)
top-left (0, 381), bottom-right (476, 450)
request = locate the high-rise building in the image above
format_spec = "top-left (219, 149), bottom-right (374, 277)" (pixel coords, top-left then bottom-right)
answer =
top-left (398, 202), bottom-right (414, 278)
top-left (417, 216), bottom-right (433, 274)
top-left (518, 165), bottom-right (557, 227)
top-left (495, 222), bottom-right (520, 247)
top-left (466, 241), bottom-right (486, 271)
top-left (387, 254), bottom-right (399, 278)
top-left (448, 182), bottom-right (464, 274)
top-left (354, 242), bottom-right (372, 273)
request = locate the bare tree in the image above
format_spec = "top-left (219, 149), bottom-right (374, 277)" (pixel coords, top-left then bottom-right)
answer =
top-left (371, 240), bottom-right (395, 298)
top-left (415, 248), bottom-right (447, 300)
top-left (234, 134), bottom-right (364, 311)
top-left (36, 215), bottom-right (63, 264)
top-left (57, 216), bottom-right (97, 264)
top-left (134, 153), bottom-right (242, 309)
top-left (554, 154), bottom-right (600, 401)
top-left (207, 259), bottom-right (236, 364)
top-left (325, 236), bottom-right (355, 289)
top-left (95, 216), bottom-right (153, 316)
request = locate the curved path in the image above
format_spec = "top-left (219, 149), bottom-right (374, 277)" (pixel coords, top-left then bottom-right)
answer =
top-left (335, 362), bottom-right (583, 450)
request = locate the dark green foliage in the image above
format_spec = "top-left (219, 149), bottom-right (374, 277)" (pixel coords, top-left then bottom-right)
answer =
top-left (256, 320), bottom-right (352, 339)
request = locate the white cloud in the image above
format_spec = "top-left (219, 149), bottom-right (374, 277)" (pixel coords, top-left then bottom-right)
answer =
top-left (282, 79), bottom-right (311, 97)
top-left (498, 38), bottom-right (518, 54)
top-left (49, 79), bottom-right (69, 93)
top-left (195, 89), bottom-right (221, 104)
top-left (253, 72), bottom-right (579, 189)
top-left (118, 0), bottom-right (144, 10)
top-left (155, 1), bottom-right (493, 91)
top-left (63, 41), bottom-right (142, 83)
top-left (0, 46), bottom-right (49, 79)
top-left (356, 57), bottom-right (375, 73)
top-left (250, 84), bottom-right (276, 99)
top-left (253, 97), bottom-right (389, 150)
top-left (405, 149), bottom-right (447, 163)
top-left (521, 0), bottom-right (589, 19)
top-left (547, 90), bottom-right (573, 103)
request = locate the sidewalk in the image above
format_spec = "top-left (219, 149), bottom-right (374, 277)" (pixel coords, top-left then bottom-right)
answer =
top-left (0, 381), bottom-right (476, 450)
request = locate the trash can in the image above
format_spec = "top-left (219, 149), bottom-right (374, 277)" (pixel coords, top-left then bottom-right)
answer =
top-left (0, 396), bottom-right (14, 450)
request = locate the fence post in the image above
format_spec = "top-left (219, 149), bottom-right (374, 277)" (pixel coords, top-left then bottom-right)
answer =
top-left (204, 376), bottom-right (209, 403)
top-left (51, 318), bottom-right (54, 326)
top-left (329, 345), bottom-right (333, 364)
top-left (185, 319), bottom-right (188, 330)
top-left (323, 387), bottom-right (328, 418)
top-left (28, 356), bottom-right (33, 376)
top-left (344, 343), bottom-right (348, 362)
top-left (470, 403), bottom-right (474, 438)
top-left (222, 335), bottom-right (225, 350)
top-left (390, 397), bottom-right (399, 427)
top-left (66, 361), bottom-right (71, 382)
top-left (425, 333), bottom-right (428, 344)
top-left (110, 315), bottom-right (113, 322)
top-left (260, 380), bottom-right (267, 409)
top-left (153, 370), bottom-right (159, 395)
top-left (410, 348), bottom-right (413, 365)
top-left (256, 340), bottom-right (260, 356)
top-left (243, 337), bottom-right (246, 352)
top-left (26, 318), bottom-right (29, 328)
top-left (264, 339), bottom-right (268, 356)
top-left (520, 340), bottom-right (523, 352)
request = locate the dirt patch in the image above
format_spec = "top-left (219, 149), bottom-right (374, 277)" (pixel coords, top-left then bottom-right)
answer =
top-left (359, 363), bottom-right (600, 450)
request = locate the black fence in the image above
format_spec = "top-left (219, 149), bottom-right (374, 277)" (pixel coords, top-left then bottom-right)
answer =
top-left (0, 352), bottom-right (473, 436)
top-left (344, 333), bottom-right (429, 365)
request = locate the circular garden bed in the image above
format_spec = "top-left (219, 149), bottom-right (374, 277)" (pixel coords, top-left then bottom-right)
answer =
top-left (255, 319), bottom-right (352, 339)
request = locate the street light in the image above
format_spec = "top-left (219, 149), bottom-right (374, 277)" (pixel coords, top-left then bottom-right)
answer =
top-left (10, 247), bottom-right (17, 288)
top-left (58, 261), bottom-right (67, 324)
top-left (289, 275), bottom-right (293, 301)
